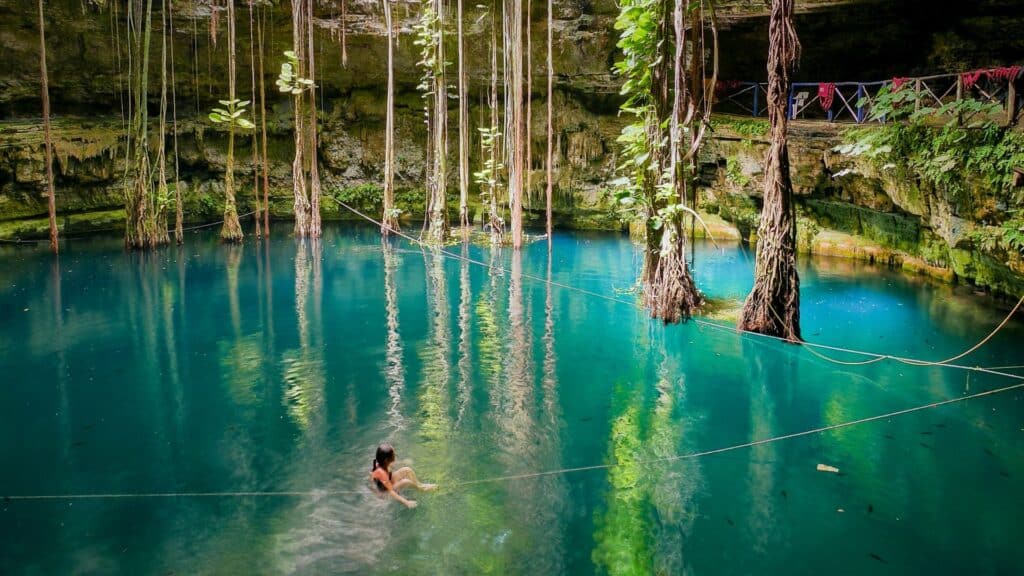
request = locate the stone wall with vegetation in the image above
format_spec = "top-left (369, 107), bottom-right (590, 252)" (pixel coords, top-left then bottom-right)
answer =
top-left (1, 0), bottom-right (1022, 296)
top-left (701, 117), bottom-right (1024, 297)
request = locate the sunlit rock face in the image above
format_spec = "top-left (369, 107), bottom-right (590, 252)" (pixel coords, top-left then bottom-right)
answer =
top-left (0, 0), bottom-right (1021, 294)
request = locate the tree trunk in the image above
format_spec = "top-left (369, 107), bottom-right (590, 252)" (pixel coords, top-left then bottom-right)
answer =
top-left (427, 0), bottom-right (449, 243)
top-left (545, 0), bottom-right (553, 244)
top-left (307, 0), bottom-right (322, 238)
top-left (525, 0), bottom-right (532, 217)
top-left (258, 3), bottom-right (270, 235)
top-left (738, 0), bottom-right (801, 341)
top-left (457, 0), bottom-right (469, 233)
top-left (38, 0), bottom-right (57, 253)
top-left (507, 0), bottom-right (524, 249)
top-left (291, 0), bottom-right (310, 237)
top-left (125, 0), bottom-right (169, 249)
top-left (248, 0), bottom-right (261, 238)
top-left (169, 0), bottom-right (183, 244)
top-left (382, 0), bottom-right (399, 235)
top-left (488, 13), bottom-right (503, 242)
top-left (157, 0), bottom-right (170, 245)
top-left (641, 0), bottom-right (703, 323)
top-left (221, 0), bottom-right (244, 243)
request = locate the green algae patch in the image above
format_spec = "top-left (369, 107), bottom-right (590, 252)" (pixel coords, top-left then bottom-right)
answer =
top-left (700, 297), bottom-right (744, 324)
top-left (0, 209), bottom-right (125, 240)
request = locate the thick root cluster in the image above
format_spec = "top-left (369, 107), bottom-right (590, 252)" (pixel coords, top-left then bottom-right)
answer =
top-left (644, 242), bottom-right (703, 324)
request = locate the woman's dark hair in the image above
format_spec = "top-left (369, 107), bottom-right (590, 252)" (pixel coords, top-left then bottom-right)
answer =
top-left (372, 443), bottom-right (396, 471)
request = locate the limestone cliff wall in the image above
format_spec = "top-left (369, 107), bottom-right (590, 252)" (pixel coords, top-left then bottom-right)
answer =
top-left (701, 119), bottom-right (1024, 296)
top-left (1, 0), bottom-right (1022, 296)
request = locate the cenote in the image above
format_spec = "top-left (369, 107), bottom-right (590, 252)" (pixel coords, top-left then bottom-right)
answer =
top-left (5, 0), bottom-right (1024, 571)
top-left (1, 224), bottom-right (1022, 574)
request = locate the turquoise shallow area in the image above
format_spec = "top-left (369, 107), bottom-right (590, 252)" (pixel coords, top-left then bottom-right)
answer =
top-left (1, 223), bottom-right (1023, 575)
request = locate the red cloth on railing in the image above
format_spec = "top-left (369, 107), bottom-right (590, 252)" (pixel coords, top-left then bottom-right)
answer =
top-left (961, 70), bottom-right (985, 89)
top-left (989, 66), bottom-right (1022, 82)
top-left (818, 83), bottom-right (836, 110)
top-left (715, 79), bottom-right (744, 97)
top-left (891, 77), bottom-right (910, 90)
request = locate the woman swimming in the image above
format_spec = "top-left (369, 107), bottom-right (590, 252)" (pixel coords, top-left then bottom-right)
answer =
top-left (370, 443), bottom-right (436, 508)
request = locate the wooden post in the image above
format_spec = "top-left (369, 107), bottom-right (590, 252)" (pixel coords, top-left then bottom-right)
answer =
top-left (1007, 79), bottom-right (1017, 126)
top-left (914, 79), bottom-right (921, 113)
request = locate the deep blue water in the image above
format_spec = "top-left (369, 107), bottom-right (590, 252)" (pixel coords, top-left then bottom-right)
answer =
top-left (1, 223), bottom-right (1022, 574)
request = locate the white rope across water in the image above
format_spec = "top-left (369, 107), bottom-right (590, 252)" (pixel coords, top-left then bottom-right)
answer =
top-left (3, 489), bottom-right (364, 501)
top-left (0, 211), bottom-right (257, 244)
top-left (4, 198), bottom-right (1022, 503)
top-left (326, 196), bottom-right (1023, 377)
top-left (6, 373), bottom-right (1023, 501)
top-left (457, 374), bottom-right (1024, 487)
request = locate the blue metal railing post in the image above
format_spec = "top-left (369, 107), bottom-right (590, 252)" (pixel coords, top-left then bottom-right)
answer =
top-left (856, 84), bottom-right (866, 123)
top-left (752, 83), bottom-right (759, 117)
top-left (788, 83), bottom-right (795, 119)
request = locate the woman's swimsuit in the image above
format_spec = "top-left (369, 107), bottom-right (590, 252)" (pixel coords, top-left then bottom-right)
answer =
top-left (373, 468), bottom-right (392, 492)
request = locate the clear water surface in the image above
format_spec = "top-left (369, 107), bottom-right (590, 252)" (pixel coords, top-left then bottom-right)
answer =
top-left (1, 223), bottom-right (1022, 575)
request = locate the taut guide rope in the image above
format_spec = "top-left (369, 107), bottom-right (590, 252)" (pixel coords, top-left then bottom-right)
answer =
top-left (6, 375), bottom-right (1023, 502)
top-left (323, 197), bottom-right (1023, 376)
top-left (0, 211), bottom-right (257, 245)
top-left (3, 197), bottom-right (1021, 502)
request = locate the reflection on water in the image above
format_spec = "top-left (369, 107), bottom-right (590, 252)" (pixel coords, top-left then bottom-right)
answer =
top-left (283, 239), bottom-right (326, 431)
top-left (51, 258), bottom-right (71, 466)
top-left (456, 245), bottom-right (473, 425)
top-left (742, 339), bottom-right (783, 556)
top-left (592, 329), bottom-right (702, 575)
top-left (1, 225), bottom-right (1023, 575)
top-left (416, 248), bottom-right (453, 475)
top-left (382, 239), bottom-right (407, 430)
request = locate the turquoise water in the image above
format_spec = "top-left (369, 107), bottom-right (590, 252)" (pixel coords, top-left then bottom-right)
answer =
top-left (1, 223), bottom-right (1023, 575)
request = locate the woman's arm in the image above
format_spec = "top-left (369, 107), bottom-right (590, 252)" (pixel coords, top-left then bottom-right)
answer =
top-left (374, 470), bottom-right (417, 508)
top-left (387, 486), bottom-right (417, 508)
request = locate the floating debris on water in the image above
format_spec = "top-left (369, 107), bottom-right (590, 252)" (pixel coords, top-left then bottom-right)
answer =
top-left (867, 504), bottom-right (874, 513)
top-left (726, 518), bottom-right (735, 526)
top-left (816, 464), bottom-right (840, 474)
top-left (869, 553), bottom-right (887, 564)
top-left (919, 442), bottom-right (932, 449)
